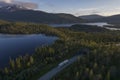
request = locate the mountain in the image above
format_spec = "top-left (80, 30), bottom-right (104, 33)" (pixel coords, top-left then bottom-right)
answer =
top-left (0, 5), bottom-right (27, 12)
top-left (0, 5), bottom-right (84, 24)
top-left (56, 13), bottom-right (83, 22)
top-left (79, 14), bottom-right (120, 24)
top-left (96, 14), bottom-right (120, 24)
top-left (79, 14), bottom-right (104, 20)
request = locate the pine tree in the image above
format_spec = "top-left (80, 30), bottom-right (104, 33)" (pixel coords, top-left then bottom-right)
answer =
top-left (4, 67), bottom-right (9, 74)
top-left (30, 56), bottom-right (34, 64)
top-left (9, 58), bottom-right (15, 70)
top-left (27, 62), bottom-right (31, 67)
top-left (97, 74), bottom-right (102, 80)
top-left (89, 69), bottom-right (94, 80)
top-left (16, 58), bottom-right (21, 69)
top-left (106, 71), bottom-right (110, 80)
top-left (76, 71), bottom-right (79, 80)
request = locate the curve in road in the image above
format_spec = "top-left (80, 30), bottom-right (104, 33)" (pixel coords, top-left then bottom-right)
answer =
top-left (38, 55), bottom-right (81, 80)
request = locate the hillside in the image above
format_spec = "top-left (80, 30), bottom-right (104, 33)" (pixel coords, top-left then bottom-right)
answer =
top-left (79, 14), bottom-right (104, 20)
top-left (100, 14), bottom-right (120, 24)
top-left (81, 14), bottom-right (120, 24)
top-left (0, 5), bottom-right (84, 24)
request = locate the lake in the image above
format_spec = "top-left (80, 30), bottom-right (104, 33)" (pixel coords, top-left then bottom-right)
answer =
top-left (0, 34), bottom-right (57, 68)
top-left (50, 22), bottom-right (120, 30)
top-left (49, 22), bottom-right (110, 27)
top-left (82, 22), bottom-right (110, 27)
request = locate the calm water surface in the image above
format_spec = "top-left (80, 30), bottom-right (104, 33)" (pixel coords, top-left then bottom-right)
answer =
top-left (0, 34), bottom-right (57, 68)
top-left (50, 22), bottom-right (110, 27)
top-left (50, 22), bottom-right (120, 30)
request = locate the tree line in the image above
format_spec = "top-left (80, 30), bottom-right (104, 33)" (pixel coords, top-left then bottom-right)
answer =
top-left (0, 20), bottom-right (120, 80)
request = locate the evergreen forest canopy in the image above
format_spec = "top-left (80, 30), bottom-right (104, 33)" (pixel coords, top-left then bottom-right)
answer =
top-left (0, 20), bottom-right (119, 80)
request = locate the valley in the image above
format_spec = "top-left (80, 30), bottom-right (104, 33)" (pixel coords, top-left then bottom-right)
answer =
top-left (0, 0), bottom-right (120, 80)
top-left (0, 21), bottom-right (120, 80)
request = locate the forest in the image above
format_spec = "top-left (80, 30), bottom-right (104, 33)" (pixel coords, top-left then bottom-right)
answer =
top-left (53, 25), bottom-right (120, 80)
top-left (0, 20), bottom-right (120, 80)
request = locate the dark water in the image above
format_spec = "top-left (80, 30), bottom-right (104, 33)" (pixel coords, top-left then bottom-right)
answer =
top-left (0, 34), bottom-right (57, 68)
top-left (50, 22), bottom-right (120, 30)
top-left (82, 22), bottom-right (110, 27)
top-left (49, 22), bottom-right (110, 27)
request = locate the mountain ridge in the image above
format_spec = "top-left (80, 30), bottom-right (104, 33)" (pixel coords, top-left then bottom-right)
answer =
top-left (79, 14), bottom-right (120, 24)
top-left (79, 14), bottom-right (104, 20)
top-left (0, 5), bottom-right (84, 24)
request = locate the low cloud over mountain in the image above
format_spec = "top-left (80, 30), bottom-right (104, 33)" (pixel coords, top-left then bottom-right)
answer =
top-left (0, 0), bottom-right (38, 9)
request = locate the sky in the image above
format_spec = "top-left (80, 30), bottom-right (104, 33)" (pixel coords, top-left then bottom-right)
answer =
top-left (1, 0), bottom-right (120, 16)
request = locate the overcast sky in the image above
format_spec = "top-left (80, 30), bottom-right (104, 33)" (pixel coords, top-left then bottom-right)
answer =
top-left (1, 0), bottom-right (120, 16)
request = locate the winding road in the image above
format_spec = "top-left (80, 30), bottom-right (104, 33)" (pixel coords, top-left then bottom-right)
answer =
top-left (38, 54), bottom-right (83, 80)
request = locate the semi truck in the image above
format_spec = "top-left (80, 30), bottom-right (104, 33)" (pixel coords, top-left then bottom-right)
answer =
top-left (58, 59), bottom-right (69, 67)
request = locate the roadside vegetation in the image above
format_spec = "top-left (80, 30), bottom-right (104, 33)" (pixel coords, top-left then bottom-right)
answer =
top-left (53, 42), bottom-right (120, 80)
top-left (0, 21), bottom-right (120, 80)
top-left (53, 25), bottom-right (120, 80)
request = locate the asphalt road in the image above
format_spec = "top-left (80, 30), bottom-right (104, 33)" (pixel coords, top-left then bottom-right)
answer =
top-left (38, 55), bottom-right (81, 80)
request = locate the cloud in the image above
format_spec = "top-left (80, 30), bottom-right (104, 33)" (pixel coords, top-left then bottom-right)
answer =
top-left (73, 8), bottom-right (120, 16)
top-left (73, 8), bottom-right (98, 16)
top-left (14, 1), bottom-right (38, 9)
top-left (0, 0), bottom-right (13, 3)
top-left (0, 0), bottom-right (38, 9)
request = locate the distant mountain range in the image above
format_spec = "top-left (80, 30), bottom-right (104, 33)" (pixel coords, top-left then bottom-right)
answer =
top-left (1, 4), bottom-right (120, 24)
top-left (95, 14), bottom-right (120, 24)
top-left (79, 14), bottom-right (120, 24)
top-left (0, 5), bottom-right (84, 24)
top-left (79, 14), bottom-right (104, 20)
